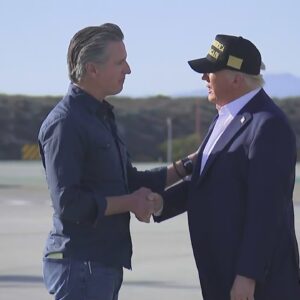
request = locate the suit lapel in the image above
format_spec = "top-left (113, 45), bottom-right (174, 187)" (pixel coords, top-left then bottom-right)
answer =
top-left (191, 115), bottom-right (218, 181)
top-left (197, 111), bottom-right (252, 184)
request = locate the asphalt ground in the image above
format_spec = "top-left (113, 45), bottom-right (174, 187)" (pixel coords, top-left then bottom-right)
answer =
top-left (0, 161), bottom-right (299, 300)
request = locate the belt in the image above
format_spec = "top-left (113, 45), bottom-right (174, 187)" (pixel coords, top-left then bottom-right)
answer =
top-left (45, 253), bottom-right (123, 275)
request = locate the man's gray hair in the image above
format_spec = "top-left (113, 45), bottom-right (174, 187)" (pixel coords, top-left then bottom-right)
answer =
top-left (242, 62), bottom-right (266, 88)
top-left (67, 23), bottom-right (124, 83)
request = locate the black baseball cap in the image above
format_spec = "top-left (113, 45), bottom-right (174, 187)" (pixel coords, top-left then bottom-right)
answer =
top-left (188, 34), bottom-right (262, 75)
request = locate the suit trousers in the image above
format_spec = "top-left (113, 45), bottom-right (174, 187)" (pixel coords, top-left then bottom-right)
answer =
top-left (43, 257), bottom-right (123, 300)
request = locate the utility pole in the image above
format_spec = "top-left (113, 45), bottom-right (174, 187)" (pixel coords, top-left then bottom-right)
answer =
top-left (166, 117), bottom-right (172, 162)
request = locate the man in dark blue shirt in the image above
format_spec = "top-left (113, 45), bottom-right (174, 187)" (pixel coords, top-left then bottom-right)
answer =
top-left (39, 23), bottom-right (195, 300)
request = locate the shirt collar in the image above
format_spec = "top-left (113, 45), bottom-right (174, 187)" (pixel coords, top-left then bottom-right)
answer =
top-left (219, 87), bottom-right (261, 118)
top-left (68, 83), bottom-right (114, 116)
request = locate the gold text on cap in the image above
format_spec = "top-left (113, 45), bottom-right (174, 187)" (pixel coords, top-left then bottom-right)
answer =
top-left (212, 40), bottom-right (225, 52)
top-left (208, 48), bottom-right (220, 60)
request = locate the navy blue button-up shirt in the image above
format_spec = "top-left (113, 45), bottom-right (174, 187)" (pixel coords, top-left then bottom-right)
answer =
top-left (38, 84), bottom-right (167, 268)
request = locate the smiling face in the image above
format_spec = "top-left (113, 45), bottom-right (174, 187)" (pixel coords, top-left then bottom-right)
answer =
top-left (94, 41), bottom-right (131, 97)
top-left (202, 70), bottom-right (236, 107)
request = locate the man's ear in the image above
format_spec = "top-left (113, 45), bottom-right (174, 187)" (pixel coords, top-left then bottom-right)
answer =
top-left (85, 62), bottom-right (100, 78)
top-left (232, 73), bottom-right (244, 88)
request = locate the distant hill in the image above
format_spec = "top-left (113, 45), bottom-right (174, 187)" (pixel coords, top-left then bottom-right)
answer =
top-left (0, 94), bottom-right (299, 161)
top-left (173, 73), bottom-right (300, 98)
top-left (264, 74), bottom-right (300, 98)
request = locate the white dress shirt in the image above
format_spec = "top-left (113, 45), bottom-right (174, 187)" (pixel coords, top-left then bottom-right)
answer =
top-left (200, 88), bottom-right (261, 174)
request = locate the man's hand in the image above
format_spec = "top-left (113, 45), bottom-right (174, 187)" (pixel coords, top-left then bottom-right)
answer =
top-left (188, 150), bottom-right (198, 165)
top-left (147, 192), bottom-right (163, 215)
top-left (230, 275), bottom-right (255, 300)
top-left (130, 187), bottom-right (155, 223)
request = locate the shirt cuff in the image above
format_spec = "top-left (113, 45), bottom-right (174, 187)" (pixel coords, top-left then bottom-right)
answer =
top-left (153, 201), bottom-right (164, 216)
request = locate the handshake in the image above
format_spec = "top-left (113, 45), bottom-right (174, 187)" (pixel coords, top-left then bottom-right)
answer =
top-left (130, 187), bottom-right (163, 223)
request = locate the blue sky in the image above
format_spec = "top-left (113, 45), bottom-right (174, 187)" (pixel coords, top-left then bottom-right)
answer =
top-left (1, 0), bottom-right (299, 97)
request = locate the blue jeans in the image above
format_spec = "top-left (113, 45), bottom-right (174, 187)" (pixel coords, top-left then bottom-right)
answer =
top-left (43, 257), bottom-right (123, 300)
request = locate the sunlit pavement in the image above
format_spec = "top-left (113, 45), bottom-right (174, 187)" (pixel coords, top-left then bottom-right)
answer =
top-left (0, 162), bottom-right (299, 300)
top-left (0, 185), bottom-right (201, 300)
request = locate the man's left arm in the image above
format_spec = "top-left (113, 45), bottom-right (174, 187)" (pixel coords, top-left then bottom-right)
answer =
top-left (127, 151), bottom-right (197, 193)
top-left (234, 117), bottom-right (297, 288)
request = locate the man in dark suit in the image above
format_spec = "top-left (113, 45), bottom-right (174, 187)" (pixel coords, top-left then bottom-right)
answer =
top-left (155, 34), bottom-right (300, 300)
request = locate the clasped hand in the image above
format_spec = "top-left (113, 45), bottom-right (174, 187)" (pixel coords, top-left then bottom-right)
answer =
top-left (130, 187), bottom-right (163, 223)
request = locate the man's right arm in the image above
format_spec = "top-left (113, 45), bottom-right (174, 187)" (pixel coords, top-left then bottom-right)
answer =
top-left (39, 118), bottom-right (154, 225)
top-left (105, 187), bottom-right (156, 223)
top-left (153, 180), bottom-right (189, 222)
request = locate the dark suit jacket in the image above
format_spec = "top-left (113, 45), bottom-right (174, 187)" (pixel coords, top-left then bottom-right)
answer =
top-left (156, 89), bottom-right (300, 299)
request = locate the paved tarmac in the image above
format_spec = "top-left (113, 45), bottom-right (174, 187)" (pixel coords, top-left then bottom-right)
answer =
top-left (0, 162), bottom-right (299, 300)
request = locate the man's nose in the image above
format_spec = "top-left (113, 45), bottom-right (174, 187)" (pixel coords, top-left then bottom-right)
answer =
top-left (125, 61), bottom-right (131, 74)
top-left (202, 73), bottom-right (209, 81)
